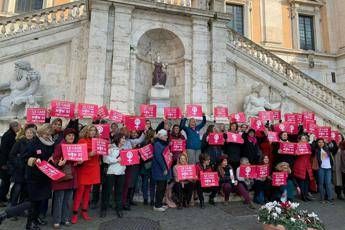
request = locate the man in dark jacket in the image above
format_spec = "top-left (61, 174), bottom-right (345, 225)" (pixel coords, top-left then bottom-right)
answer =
top-left (0, 121), bottom-right (21, 206)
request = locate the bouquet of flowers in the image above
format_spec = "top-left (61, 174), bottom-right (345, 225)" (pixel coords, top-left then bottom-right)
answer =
top-left (257, 201), bottom-right (325, 230)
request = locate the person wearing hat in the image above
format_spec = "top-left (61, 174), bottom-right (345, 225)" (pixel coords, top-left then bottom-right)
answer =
top-left (51, 128), bottom-right (78, 229)
top-left (152, 129), bottom-right (171, 212)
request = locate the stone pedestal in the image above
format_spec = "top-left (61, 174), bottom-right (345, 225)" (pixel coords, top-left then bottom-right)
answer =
top-left (148, 87), bottom-right (170, 117)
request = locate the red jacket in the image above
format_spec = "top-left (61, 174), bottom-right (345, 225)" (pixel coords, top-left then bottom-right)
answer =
top-left (293, 154), bottom-right (314, 180)
top-left (51, 141), bottom-right (78, 191)
top-left (76, 138), bottom-right (100, 185)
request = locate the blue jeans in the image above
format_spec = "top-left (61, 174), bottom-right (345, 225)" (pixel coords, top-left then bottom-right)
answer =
top-left (52, 189), bottom-right (73, 224)
top-left (141, 174), bottom-right (155, 202)
top-left (318, 168), bottom-right (333, 200)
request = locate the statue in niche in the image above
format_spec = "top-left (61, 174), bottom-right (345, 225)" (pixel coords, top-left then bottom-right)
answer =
top-left (152, 53), bottom-right (168, 88)
top-left (0, 61), bottom-right (41, 118)
top-left (243, 82), bottom-right (281, 118)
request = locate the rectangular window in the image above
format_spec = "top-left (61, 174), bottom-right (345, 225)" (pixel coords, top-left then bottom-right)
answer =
top-left (15, 0), bottom-right (43, 13)
top-left (226, 4), bottom-right (244, 35)
top-left (299, 15), bottom-right (315, 51)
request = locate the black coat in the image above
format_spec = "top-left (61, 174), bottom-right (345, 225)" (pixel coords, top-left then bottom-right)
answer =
top-left (223, 133), bottom-right (242, 165)
top-left (241, 133), bottom-right (261, 164)
top-left (25, 137), bottom-right (54, 201)
top-left (8, 138), bottom-right (33, 183)
top-left (0, 128), bottom-right (16, 167)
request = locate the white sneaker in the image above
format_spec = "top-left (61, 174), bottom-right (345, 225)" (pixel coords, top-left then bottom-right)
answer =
top-left (162, 205), bottom-right (169, 210)
top-left (153, 206), bottom-right (166, 212)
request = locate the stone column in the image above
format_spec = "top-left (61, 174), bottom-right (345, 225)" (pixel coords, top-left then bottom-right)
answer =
top-left (191, 16), bottom-right (210, 115)
top-left (84, 1), bottom-right (110, 104)
top-left (210, 19), bottom-right (228, 114)
top-left (109, 4), bottom-right (134, 114)
top-left (261, 0), bottom-right (283, 46)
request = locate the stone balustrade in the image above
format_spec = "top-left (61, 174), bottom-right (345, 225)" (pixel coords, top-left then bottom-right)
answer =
top-left (0, 0), bottom-right (87, 40)
top-left (155, 0), bottom-right (192, 7)
top-left (228, 28), bottom-right (345, 118)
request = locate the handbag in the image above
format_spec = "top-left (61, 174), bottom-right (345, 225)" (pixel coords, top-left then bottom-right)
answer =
top-left (58, 163), bottom-right (73, 181)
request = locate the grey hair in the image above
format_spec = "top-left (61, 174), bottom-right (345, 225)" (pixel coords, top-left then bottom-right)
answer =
top-left (9, 121), bottom-right (19, 129)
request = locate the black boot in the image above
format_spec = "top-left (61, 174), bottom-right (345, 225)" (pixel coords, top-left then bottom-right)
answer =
top-left (199, 200), bottom-right (205, 209)
top-left (209, 197), bottom-right (215, 205)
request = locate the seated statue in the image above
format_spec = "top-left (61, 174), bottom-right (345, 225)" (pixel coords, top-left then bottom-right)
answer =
top-left (152, 54), bottom-right (168, 88)
top-left (243, 83), bottom-right (281, 118)
top-left (0, 61), bottom-right (41, 118)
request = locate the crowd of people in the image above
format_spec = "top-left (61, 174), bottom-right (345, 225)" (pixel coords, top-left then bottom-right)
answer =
top-left (0, 111), bottom-right (344, 230)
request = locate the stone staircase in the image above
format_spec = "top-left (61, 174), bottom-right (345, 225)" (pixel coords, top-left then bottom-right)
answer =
top-left (0, 0), bottom-right (87, 41)
top-left (227, 28), bottom-right (345, 131)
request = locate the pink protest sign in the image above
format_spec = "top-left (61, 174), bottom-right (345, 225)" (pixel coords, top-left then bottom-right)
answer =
top-left (120, 149), bottom-right (140, 166)
top-left (304, 121), bottom-right (317, 135)
top-left (186, 104), bottom-right (202, 118)
top-left (258, 111), bottom-right (274, 122)
top-left (140, 104), bottom-right (157, 118)
top-left (286, 122), bottom-right (298, 135)
top-left (226, 132), bottom-right (244, 144)
top-left (98, 105), bottom-right (109, 119)
top-left (50, 100), bottom-right (75, 118)
top-left (36, 160), bottom-right (65, 181)
top-left (316, 126), bottom-right (331, 141)
top-left (295, 143), bottom-right (311, 155)
top-left (139, 144), bottom-right (154, 161)
top-left (26, 108), bottom-right (47, 123)
top-left (200, 172), bottom-right (219, 187)
top-left (176, 164), bottom-right (197, 181)
top-left (164, 107), bottom-right (182, 119)
top-left (124, 116), bottom-right (146, 131)
top-left (214, 106), bottom-right (229, 119)
top-left (109, 110), bottom-right (124, 123)
top-left (239, 165), bottom-right (257, 179)
top-left (208, 133), bottom-right (225, 145)
top-left (272, 110), bottom-right (282, 121)
top-left (77, 103), bottom-right (98, 119)
top-left (256, 165), bottom-right (269, 178)
top-left (274, 122), bottom-right (288, 132)
top-left (331, 131), bottom-right (342, 144)
top-left (229, 112), bottom-right (246, 123)
top-left (94, 124), bottom-right (110, 140)
top-left (163, 146), bottom-right (173, 170)
top-left (91, 138), bottom-right (109, 155)
top-left (250, 117), bottom-right (265, 131)
top-left (61, 144), bottom-right (88, 161)
top-left (295, 113), bottom-right (303, 124)
top-left (267, 131), bottom-right (280, 142)
top-left (272, 172), bottom-right (288, 186)
top-left (284, 113), bottom-right (296, 123)
top-left (302, 111), bottom-right (315, 122)
top-left (279, 142), bottom-right (296, 155)
top-left (170, 139), bottom-right (186, 152)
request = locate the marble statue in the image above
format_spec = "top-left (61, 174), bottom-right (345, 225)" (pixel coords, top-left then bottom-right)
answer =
top-left (152, 54), bottom-right (167, 88)
top-left (243, 82), bottom-right (281, 118)
top-left (0, 61), bottom-right (41, 118)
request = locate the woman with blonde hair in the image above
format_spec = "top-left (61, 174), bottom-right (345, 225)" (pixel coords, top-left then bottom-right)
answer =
top-left (25, 124), bottom-right (54, 230)
top-left (173, 154), bottom-right (193, 209)
top-left (71, 125), bottom-right (100, 224)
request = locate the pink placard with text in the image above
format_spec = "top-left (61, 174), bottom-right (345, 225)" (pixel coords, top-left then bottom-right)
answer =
top-left (140, 104), bottom-right (157, 118)
top-left (186, 104), bottom-right (203, 118)
top-left (120, 149), bottom-right (140, 166)
top-left (279, 142), bottom-right (295, 155)
top-left (61, 144), bottom-right (88, 161)
top-left (139, 144), bottom-right (154, 161)
top-left (26, 108), bottom-right (47, 123)
top-left (239, 165), bottom-right (257, 179)
top-left (272, 172), bottom-right (288, 186)
top-left (200, 172), bottom-right (219, 187)
top-left (284, 113), bottom-right (297, 123)
top-left (295, 143), bottom-right (311, 155)
top-left (78, 103), bottom-right (98, 119)
top-left (267, 131), bottom-right (280, 142)
top-left (272, 110), bottom-right (282, 121)
top-left (302, 111), bottom-right (315, 122)
top-left (170, 139), bottom-right (186, 152)
top-left (229, 112), bottom-right (246, 123)
top-left (36, 160), bottom-right (65, 181)
top-left (331, 131), bottom-right (342, 144)
top-left (226, 132), bottom-right (244, 144)
top-left (109, 110), bottom-right (124, 123)
top-left (208, 133), bottom-right (225, 145)
top-left (176, 164), bottom-right (197, 181)
top-left (164, 107), bottom-right (182, 119)
top-left (295, 113), bottom-right (303, 124)
top-left (98, 105), bottom-right (109, 119)
top-left (95, 124), bottom-right (110, 140)
top-left (214, 106), bottom-right (229, 119)
top-left (163, 146), bottom-right (173, 170)
top-left (50, 100), bottom-right (75, 118)
top-left (256, 165), bottom-right (269, 178)
top-left (286, 122), bottom-right (298, 135)
top-left (124, 116), bottom-right (146, 131)
top-left (258, 111), bottom-right (274, 122)
top-left (316, 126), bottom-right (331, 141)
top-left (91, 138), bottom-right (109, 155)
top-left (250, 117), bottom-right (265, 131)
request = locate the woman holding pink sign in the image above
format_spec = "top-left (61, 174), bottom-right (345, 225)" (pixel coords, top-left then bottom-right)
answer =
top-left (51, 128), bottom-right (78, 228)
top-left (25, 124), bottom-right (55, 230)
top-left (71, 125), bottom-right (100, 224)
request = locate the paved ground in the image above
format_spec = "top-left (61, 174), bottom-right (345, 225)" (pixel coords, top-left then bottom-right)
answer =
top-left (0, 198), bottom-right (344, 230)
